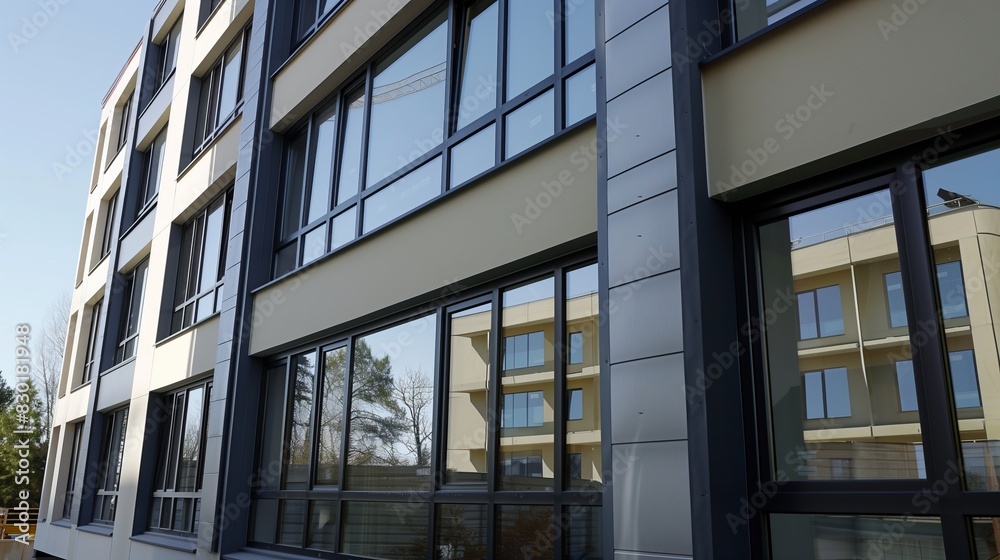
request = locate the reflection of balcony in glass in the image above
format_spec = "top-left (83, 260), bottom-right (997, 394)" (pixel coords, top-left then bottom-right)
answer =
top-left (789, 204), bottom-right (999, 484)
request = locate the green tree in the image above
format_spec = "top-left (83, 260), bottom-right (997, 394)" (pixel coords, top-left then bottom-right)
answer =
top-left (0, 374), bottom-right (14, 410)
top-left (344, 340), bottom-right (406, 466)
top-left (0, 379), bottom-right (46, 506)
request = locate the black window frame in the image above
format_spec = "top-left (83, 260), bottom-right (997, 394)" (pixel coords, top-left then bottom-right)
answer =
top-left (801, 367), bottom-right (851, 420)
top-left (113, 259), bottom-right (149, 365)
top-left (61, 422), bottom-right (84, 520)
top-left (795, 284), bottom-right (845, 340)
top-left (737, 127), bottom-right (1000, 559)
top-left (147, 380), bottom-right (213, 536)
top-left (91, 407), bottom-right (130, 525)
top-left (247, 251), bottom-right (601, 559)
top-left (80, 298), bottom-right (103, 387)
top-left (191, 24), bottom-right (251, 158)
top-left (292, 0), bottom-right (348, 45)
top-left (272, 0), bottom-right (597, 279)
top-left (170, 188), bottom-right (233, 334)
top-left (154, 18), bottom-right (182, 92)
top-left (501, 390), bottom-right (544, 428)
top-left (885, 262), bottom-right (970, 329)
top-left (116, 92), bottom-right (133, 153)
top-left (138, 129), bottom-right (167, 213)
top-left (100, 191), bottom-right (119, 259)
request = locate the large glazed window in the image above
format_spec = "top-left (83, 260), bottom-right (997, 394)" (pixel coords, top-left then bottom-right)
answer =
top-left (272, 0), bottom-right (596, 278)
top-left (192, 25), bottom-right (250, 156)
top-left (114, 259), bottom-right (149, 365)
top-left (61, 423), bottom-right (83, 519)
top-left (92, 407), bottom-right (129, 524)
top-left (171, 189), bottom-right (232, 333)
top-left (139, 129), bottom-right (166, 211)
top-left (149, 381), bottom-right (212, 534)
top-left (80, 298), bottom-right (103, 386)
top-left (249, 257), bottom-right (602, 558)
top-left (732, 0), bottom-right (822, 41)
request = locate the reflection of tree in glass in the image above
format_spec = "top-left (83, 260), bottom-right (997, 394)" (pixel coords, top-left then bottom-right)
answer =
top-left (348, 340), bottom-right (406, 466)
top-left (498, 507), bottom-right (554, 559)
top-left (437, 505), bottom-right (487, 560)
top-left (289, 355), bottom-right (314, 468)
top-left (317, 349), bottom-right (346, 481)
top-left (394, 369), bottom-right (434, 467)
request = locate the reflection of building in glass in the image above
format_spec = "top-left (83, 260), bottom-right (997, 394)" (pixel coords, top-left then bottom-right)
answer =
top-left (788, 204), bottom-right (999, 487)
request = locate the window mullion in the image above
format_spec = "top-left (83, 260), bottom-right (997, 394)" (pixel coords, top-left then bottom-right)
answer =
top-left (496, 0), bottom-right (508, 163)
top-left (355, 66), bottom-right (375, 238)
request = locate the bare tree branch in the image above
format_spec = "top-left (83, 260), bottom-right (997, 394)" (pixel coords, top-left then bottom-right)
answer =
top-left (32, 292), bottom-right (70, 441)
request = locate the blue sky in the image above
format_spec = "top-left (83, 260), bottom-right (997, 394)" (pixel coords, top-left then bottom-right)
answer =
top-left (0, 1), bottom-right (157, 387)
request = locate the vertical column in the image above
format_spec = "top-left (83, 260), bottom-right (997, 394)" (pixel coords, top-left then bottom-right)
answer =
top-left (598, 1), bottom-right (689, 559)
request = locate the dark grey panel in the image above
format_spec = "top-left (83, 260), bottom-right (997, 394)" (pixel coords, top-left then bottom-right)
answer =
top-left (608, 190), bottom-right (678, 288)
top-left (606, 5), bottom-right (670, 100)
top-left (612, 441), bottom-right (693, 555)
top-left (136, 74), bottom-right (174, 144)
top-left (607, 70), bottom-right (675, 178)
top-left (611, 353), bottom-right (686, 444)
top-left (117, 207), bottom-right (156, 272)
top-left (95, 360), bottom-right (135, 412)
top-left (608, 271), bottom-right (682, 364)
top-left (605, 0), bottom-right (669, 40)
top-left (608, 151), bottom-right (677, 214)
top-left (615, 552), bottom-right (692, 560)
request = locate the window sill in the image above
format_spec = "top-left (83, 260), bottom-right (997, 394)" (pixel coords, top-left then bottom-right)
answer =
top-left (89, 252), bottom-right (110, 275)
top-left (156, 312), bottom-right (221, 346)
top-left (139, 69), bottom-right (176, 118)
top-left (178, 109), bottom-right (242, 182)
top-left (196, 0), bottom-right (228, 37)
top-left (69, 380), bottom-right (92, 394)
top-left (77, 523), bottom-right (114, 537)
top-left (104, 145), bottom-right (126, 173)
top-left (50, 519), bottom-right (73, 529)
top-left (275, 0), bottom-right (350, 79)
top-left (121, 198), bottom-right (158, 240)
top-left (701, 0), bottom-right (832, 66)
top-left (100, 355), bottom-right (136, 377)
top-left (131, 532), bottom-right (197, 553)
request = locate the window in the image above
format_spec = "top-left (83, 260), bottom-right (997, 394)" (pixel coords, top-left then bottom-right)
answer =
top-left (294, 0), bottom-right (344, 43)
top-left (114, 259), bottom-right (149, 364)
top-left (92, 407), bottom-right (129, 524)
top-left (80, 299), bottom-right (103, 386)
top-left (149, 381), bottom-right (211, 534)
top-left (894, 360), bottom-right (919, 412)
top-left (193, 25), bottom-right (250, 154)
top-left (155, 20), bottom-right (181, 90)
top-left (568, 388), bottom-right (583, 421)
top-left (502, 391), bottom-right (544, 428)
top-left (116, 93), bottom-right (132, 152)
top-left (568, 331), bottom-right (584, 364)
top-left (273, 0), bottom-right (596, 278)
top-left (502, 331), bottom-right (545, 370)
top-left (796, 285), bottom-right (844, 339)
top-left (885, 262), bottom-right (969, 328)
top-left (948, 350), bottom-right (981, 409)
top-left (251, 258), bottom-right (601, 555)
top-left (100, 192), bottom-right (118, 258)
top-left (171, 189), bottom-right (232, 333)
top-left (61, 423), bottom-right (83, 519)
top-left (732, 0), bottom-right (822, 41)
top-left (139, 130), bottom-right (166, 211)
top-left (803, 367), bottom-right (851, 419)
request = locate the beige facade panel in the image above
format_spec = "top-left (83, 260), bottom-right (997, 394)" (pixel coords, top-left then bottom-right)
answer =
top-left (191, 0), bottom-right (254, 76)
top-left (269, 0), bottom-right (434, 131)
top-left (172, 117), bottom-right (242, 224)
top-left (251, 124), bottom-right (598, 355)
top-left (148, 317), bottom-right (221, 394)
top-left (702, 0), bottom-right (1000, 199)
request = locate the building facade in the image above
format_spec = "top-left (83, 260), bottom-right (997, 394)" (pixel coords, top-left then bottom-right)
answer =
top-left (33, 0), bottom-right (1000, 559)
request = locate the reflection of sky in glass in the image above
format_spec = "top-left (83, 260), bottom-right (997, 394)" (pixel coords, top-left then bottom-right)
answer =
top-left (454, 302), bottom-right (491, 319)
top-left (504, 277), bottom-right (555, 307)
top-left (789, 190), bottom-right (893, 248)
top-left (923, 146), bottom-right (1000, 209)
top-left (567, 264), bottom-right (598, 299)
top-left (364, 314), bottom-right (438, 381)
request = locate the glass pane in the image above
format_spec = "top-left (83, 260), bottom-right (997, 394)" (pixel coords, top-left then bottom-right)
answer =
top-left (505, 0), bottom-right (554, 100)
top-left (567, 264), bottom-right (600, 490)
top-left (250, 499), bottom-right (278, 543)
top-left (366, 13), bottom-right (448, 187)
top-left (307, 500), bottom-right (339, 551)
top-left (445, 303), bottom-right (492, 485)
top-left (302, 223), bottom-right (327, 265)
top-left (278, 499), bottom-right (308, 547)
top-left (285, 352), bottom-right (316, 489)
top-left (505, 89), bottom-right (554, 159)
top-left (565, 506), bottom-right (603, 559)
top-left (125, 261), bottom-right (148, 337)
top-left (330, 206), bottom-right (357, 251)
top-left (922, 146), bottom-right (1000, 491)
top-left (346, 314), bottom-right (437, 490)
top-left (565, 64), bottom-right (596, 126)
top-left (199, 198), bottom-right (226, 291)
top-left (759, 189), bottom-right (925, 480)
top-left (885, 271), bottom-right (908, 328)
top-left (145, 133), bottom-right (166, 203)
top-left (497, 505), bottom-right (555, 558)
top-left (564, 0), bottom-right (595, 63)
top-left (177, 386), bottom-right (204, 491)
top-left (568, 389), bottom-right (583, 420)
top-left (456, 0), bottom-right (498, 130)
top-left (436, 504), bottom-right (487, 560)
top-left (972, 518), bottom-right (1000, 559)
top-left (769, 514), bottom-right (944, 559)
top-left (450, 124), bottom-right (496, 187)
top-left (337, 88), bottom-right (366, 205)
top-left (296, 0), bottom-right (318, 40)
top-left (308, 105), bottom-right (337, 223)
top-left (501, 277), bottom-right (555, 490)
top-left (275, 242), bottom-right (297, 277)
top-left (362, 156), bottom-right (442, 234)
top-left (281, 134), bottom-right (308, 239)
top-left (316, 347), bottom-right (346, 485)
top-left (341, 501), bottom-right (429, 559)
top-left (734, 0), bottom-right (821, 41)
top-left (218, 38), bottom-right (243, 120)
top-left (895, 361), bottom-right (919, 412)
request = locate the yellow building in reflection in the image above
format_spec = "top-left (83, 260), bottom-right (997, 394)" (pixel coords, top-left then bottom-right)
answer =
top-left (790, 204), bottom-right (1000, 487)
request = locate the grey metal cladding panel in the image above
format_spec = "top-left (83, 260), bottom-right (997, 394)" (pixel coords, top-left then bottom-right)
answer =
top-left (607, 70), bottom-right (675, 178)
top-left (615, 552), bottom-right (692, 560)
top-left (605, 0), bottom-right (669, 41)
top-left (608, 151), bottom-right (677, 214)
top-left (95, 360), bottom-right (135, 412)
top-left (611, 353), bottom-right (686, 444)
top-left (136, 74), bottom-right (174, 144)
top-left (608, 190), bottom-right (678, 288)
top-left (118, 206), bottom-right (156, 271)
top-left (606, 5), bottom-right (670, 100)
top-left (608, 271), bottom-right (682, 364)
top-left (613, 441), bottom-right (693, 556)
